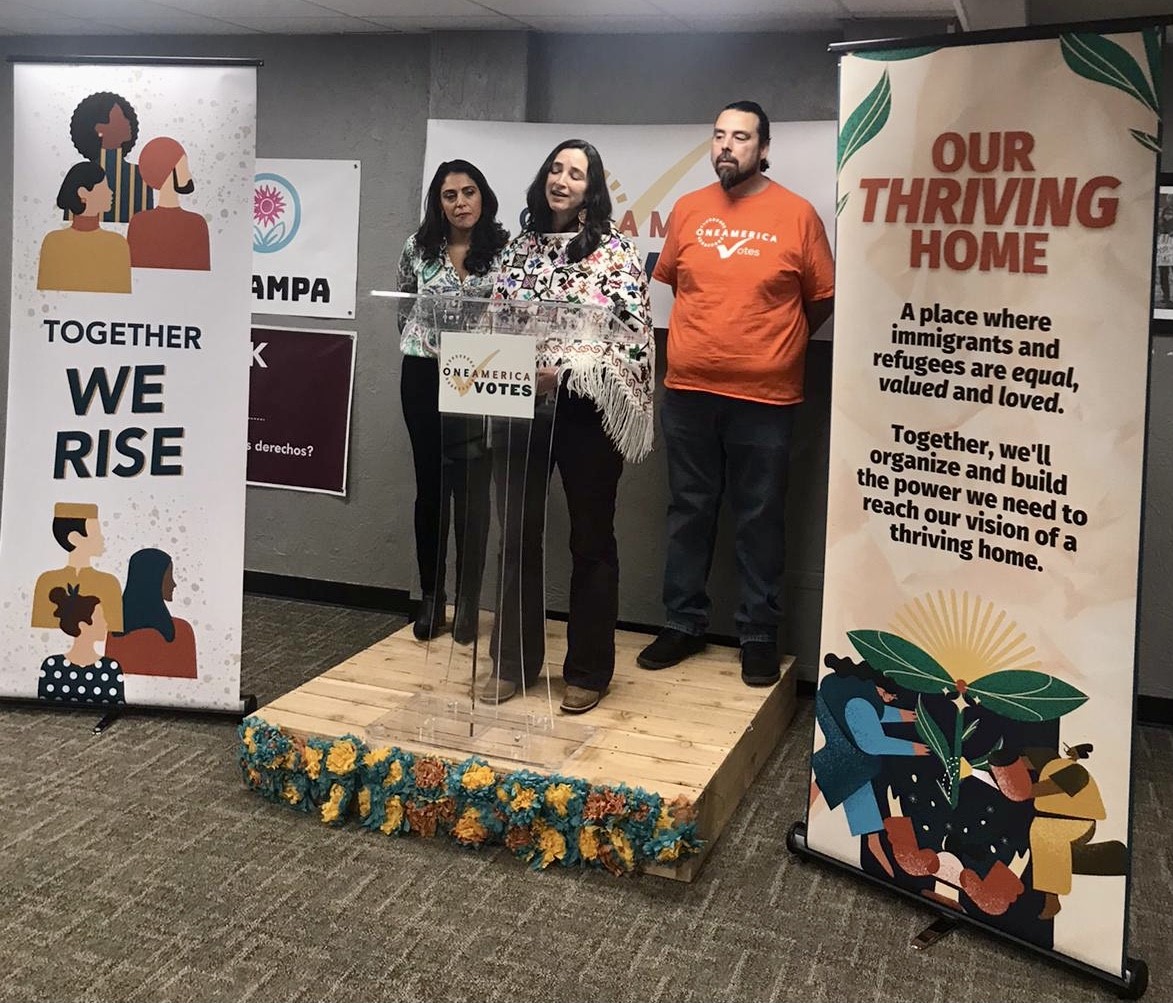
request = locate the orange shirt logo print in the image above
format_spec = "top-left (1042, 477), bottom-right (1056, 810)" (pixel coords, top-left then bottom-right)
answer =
top-left (694, 216), bottom-right (779, 260)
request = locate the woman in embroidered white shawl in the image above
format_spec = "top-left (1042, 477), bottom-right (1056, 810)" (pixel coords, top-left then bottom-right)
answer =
top-left (482, 139), bottom-right (654, 715)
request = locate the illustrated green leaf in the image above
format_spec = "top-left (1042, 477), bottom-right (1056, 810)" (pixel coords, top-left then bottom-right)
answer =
top-left (914, 695), bottom-right (950, 764)
top-left (965, 670), bottom-right (1088, 722)
top-left (836, 192), bottom-right (850, 216)
top-left (969, 737), bottom-right (1004, 772)
top-left (1060, 33), bottom-right (1159, 114)
top-left (838, 69), bottom-right (891, 171)
top-left (1130, 129), bottom-right (1161, 154)
top-left (961, 719), bottom-right (979, 744)
top-left (856, 46), bottom-right (940, 61)
top-left (846, 630), bottom-right (955, 694)
top-left (1142, 27), bottom-right (1163, 108)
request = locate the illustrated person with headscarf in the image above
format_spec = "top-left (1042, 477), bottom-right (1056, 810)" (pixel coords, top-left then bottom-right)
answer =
top-left (38, 586), bottom-right (125, 706)
top-left (104, 548), bottom-right (198, 678)
top-left (69, 91), bottom-right (152, 223)
top-left (127, 137), bottom-right (210, 271)
top-left (37, 163), bottom-right (132, 293)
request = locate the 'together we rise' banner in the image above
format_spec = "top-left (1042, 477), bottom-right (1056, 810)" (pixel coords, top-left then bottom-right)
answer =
top-left (810, 29), bottom-right (1160, 980)
top-left (0, 60), bottom-right (257, 712)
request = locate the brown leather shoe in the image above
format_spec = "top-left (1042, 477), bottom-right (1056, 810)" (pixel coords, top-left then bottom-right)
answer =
top-left (559, 685), bottom-right (602, 714)
top-left (479, 677), bottom-right (518, 704)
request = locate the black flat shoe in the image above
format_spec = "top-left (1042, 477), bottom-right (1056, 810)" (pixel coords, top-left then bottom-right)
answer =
top-left (413, 593), bottom-right (447, 641)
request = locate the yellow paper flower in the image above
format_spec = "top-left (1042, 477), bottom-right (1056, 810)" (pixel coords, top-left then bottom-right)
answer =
top-left (272, 751), bottom-right (294, 769)
top-left (461, 763), bottom-right (496, 791)
top-left (655, 807), bottom-right (673, 832)
top-left (383, 760), bottom-right (404, 787)
top-left (304, 746), bottom-right (323, 780)
top-left (510, 785), bottom-right (537, 812)
top-left (656, 841), bottom-right (683, 862)
top-left (246, 768), bottom-right (261, 787)
top-left (546, 783), bottom-right (574, 817)
top-left (326, 740), bottom-right (357, 775)
top-left (380, 796), bottom-right (404, 834)
top-left (358, 788), bottom-right (372, 818)
top-left (242, 726), bottom-right (257, 754)
top-left (579, 825), bottom-right (601, 861)
top-left (281, 781), bottom-right (302, 805)
top-left (453, 807), bottom-right (489, 844)
top-left (609, 829), bottom-right (635, 870)
top-left (364, 746), bottom-right (392, 767)
top-left (320, 783), bottom-right (345, 824)
top-left (537, 824), bottom-right (567, 868)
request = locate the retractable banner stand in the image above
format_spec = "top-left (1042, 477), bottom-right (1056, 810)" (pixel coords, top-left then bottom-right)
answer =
top-left (0, 59), bottom-right (257, 713)
top-left (798, 20), bottom-right (1162, 993)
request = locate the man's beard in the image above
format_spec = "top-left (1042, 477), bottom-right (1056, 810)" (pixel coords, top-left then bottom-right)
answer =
top-left (715, 156), bottom-right (753, 191)
top-left (172, 168), bottom-right (195, 195)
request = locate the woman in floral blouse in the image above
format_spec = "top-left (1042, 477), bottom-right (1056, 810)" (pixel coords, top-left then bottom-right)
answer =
top-left (398, 160), bottom-right (509, 643)
top-left (482, 139), bottom-right (654, 715)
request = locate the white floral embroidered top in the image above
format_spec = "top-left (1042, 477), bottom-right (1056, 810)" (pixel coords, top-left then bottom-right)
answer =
top-left (396, 233), bottom-right (499, 357)
top-left (492, 228), bottom-right (655, 463)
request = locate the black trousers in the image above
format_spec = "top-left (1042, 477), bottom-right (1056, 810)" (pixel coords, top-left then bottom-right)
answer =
top-left (489, 390), bottom-right (623, 691)
top-left (400, 355), bottom-right (491, 605)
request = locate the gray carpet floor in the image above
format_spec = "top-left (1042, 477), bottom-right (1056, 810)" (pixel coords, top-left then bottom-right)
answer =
top-left (0, 595), bottom-right (1168, 1003)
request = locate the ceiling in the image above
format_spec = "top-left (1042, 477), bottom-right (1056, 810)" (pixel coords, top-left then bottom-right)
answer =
top-left (0, 0), bottom-right (961, 36)
top-left (0, 0), bottom-right (1165, 36)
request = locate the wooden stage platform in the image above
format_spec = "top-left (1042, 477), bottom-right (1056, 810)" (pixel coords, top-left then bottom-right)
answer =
top-left (253, 619), bottom-right (797, 881)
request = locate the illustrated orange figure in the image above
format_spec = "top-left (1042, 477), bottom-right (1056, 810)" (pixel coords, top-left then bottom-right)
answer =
top-left (37, 163), bottom-right (132, 293)
top-left (127, 137), bottom-right (210, 271)
top-left (104, 548), bottom-right (197, 679)
top-left (32, 502), bottom-right (124, 632)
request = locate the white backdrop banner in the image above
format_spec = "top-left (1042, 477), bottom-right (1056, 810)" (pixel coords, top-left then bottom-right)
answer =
top-left (252, 158), bottom-right (360, 319)
top-left (0, 60), bottom-right (257, 712)
top-left (809, 28), bottom-right (1159, 981)
top-left (423, 118), bottom-right (837, 330)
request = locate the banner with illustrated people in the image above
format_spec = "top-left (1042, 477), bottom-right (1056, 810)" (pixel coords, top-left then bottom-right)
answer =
top-left (808, 26), bottom-right (1161, 982)
top-left (0, 59), bottom-right (257, 712)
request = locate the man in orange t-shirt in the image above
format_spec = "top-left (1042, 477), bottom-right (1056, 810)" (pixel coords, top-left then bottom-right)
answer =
top-left (637, 100), bottom-right (835, 687)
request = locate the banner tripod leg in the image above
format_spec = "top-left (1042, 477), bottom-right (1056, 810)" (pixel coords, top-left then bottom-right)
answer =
top-left (92, 709), bottom-right (122, 734)
top-left (911, 916), bottom-right (957, 951)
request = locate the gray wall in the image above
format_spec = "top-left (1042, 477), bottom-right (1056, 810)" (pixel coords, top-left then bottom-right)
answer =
top-left (0, 24), bottom-right (1169, 699)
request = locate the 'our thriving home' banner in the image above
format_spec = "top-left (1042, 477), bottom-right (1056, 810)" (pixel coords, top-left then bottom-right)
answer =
top-left (809, 28), bottom-right (1160, 980)
top-left (0, 60), bottom-right (257, 712)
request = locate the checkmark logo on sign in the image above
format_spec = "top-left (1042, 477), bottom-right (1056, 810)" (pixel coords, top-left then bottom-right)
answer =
top-left (451, 350), bottom-right (500, 396)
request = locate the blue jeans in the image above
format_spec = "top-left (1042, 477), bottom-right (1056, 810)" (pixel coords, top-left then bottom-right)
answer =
top-left (660, 388), bottom-right (795, 644)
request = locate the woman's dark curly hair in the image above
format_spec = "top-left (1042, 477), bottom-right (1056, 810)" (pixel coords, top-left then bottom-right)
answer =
top-left (70, 92), bottom-right (140, 161)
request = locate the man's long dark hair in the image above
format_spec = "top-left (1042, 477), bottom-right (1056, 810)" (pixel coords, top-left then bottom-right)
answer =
top-left (522, 139), bottom-right (611, 263)
top-left (414, 159), bottom-right (508, 277)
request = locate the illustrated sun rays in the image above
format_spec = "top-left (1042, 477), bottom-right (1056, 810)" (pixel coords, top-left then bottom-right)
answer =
top-left (890, 590), bottom-right (1041, 682)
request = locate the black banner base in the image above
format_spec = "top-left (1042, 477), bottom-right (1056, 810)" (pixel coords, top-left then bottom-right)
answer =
top-left (1, 693), bottom-right (259, 734)
top-left (785, 821), bottom-right (1149, 1000)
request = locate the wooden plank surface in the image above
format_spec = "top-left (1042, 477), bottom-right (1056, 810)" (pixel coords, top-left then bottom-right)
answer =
top-left (254, 620), bottom-right (798, 881)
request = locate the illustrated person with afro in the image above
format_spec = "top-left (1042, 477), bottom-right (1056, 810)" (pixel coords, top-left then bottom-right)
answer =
top-left (68, 91), bottom-right (153, 223)
top-left (127, 137), bottom-right (210, 271)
